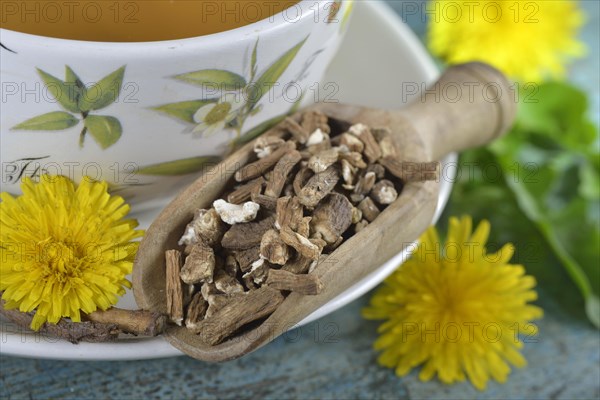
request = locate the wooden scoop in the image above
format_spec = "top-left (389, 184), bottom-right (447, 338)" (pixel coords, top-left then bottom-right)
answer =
top-left (133, 62), bottom-right (516, 361)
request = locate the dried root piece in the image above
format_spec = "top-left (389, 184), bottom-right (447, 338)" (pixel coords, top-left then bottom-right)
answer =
top-left (349, 123), bottom-right (382, 163)
top-left (351, 207), bottom-right (363, 224)
top-left (180, 241), bottom-right (216, 285)
top-left (372, 127), bottom-right (400, 159)
top-left (276, 196), bottom-right (303, 231)
top-left (191, 287), bottom-right (285, 345)
top-left (283, 117), bottom-right (310, 144)
top-left (235, 141), bottom-right (296, 182)
top-left (221, 215), bottom-right (276, 250)
top-left (242, 258), bottom-right (271, 287)
top-left (293, 166), bottom-right (313, 196)
top-left (264, 150), bottom-right (302, 198)
top-left (266, 269), bottom-right (323, 295)
top-left (324, 236), bottom-right (344, 253)
top-left (283, 183), bottom-right (295, 197)
top-left (200, 282), bottom-right (220, 300)
top-left (185, 292), bottom-right (208, 330)
top-left (379, 159), bottom-right (440, 183)
top-left (179, 208), bottom-right (226, 247)
top-left (311, 236), bottom-right (327, 254)
top-left (297, 166), bottom-right (340, 208)
top-left (282, 255), bottom-right (313, 274)
top-left (338, 151), bottom-right (367, 169)
top-left (306, 128), bottom-right (326, 146)
top-left (370, 180), bottom-right (398, 205)
top-left (182, 283), bottom-right (195, 308)
top-left (232, 246), bottom-right (261, 272)
top-left (301, 110), bottom-right (330, 134)
top-left (205, 294), bottom-right (232, 319)
top-left (297, 216), bottom-right (312, 238)
top-left (227, 177), bottom-right (265, 204)
top-left (214, 269), bottom-right (245, 295)
top-left (341, 159), bottom-right (357, 189)
top-left (280, 226), bottom-right (322, 260)
top-left (350, 171), bottom-right (376, 203)
top-left (355, 219), bottom-right (369, 233)
top-left (84, 308), bottom-right (167, 337)
top-left (305, 133), bottom-right (332, 155)
top-left (358, 197), bottom-right (381, 222)
top-left (354, 171), bottom-right (376, 196)
top-left (308, 148), bottom-right (339, 174)
top-left (250, 193), bottom-right (278, 211)
top-left (311, 193), bottom-right (353, 244)
top-left (213, 200), bottom-right (260, 225)
top-left (224, 255), bottom-right (239, 276)
top-left (165, 250), bottom-right (184, 325)
top-left (334, 132), bottom-right (364, 153)
top-left (366, 163), bottom-right (386, 179)
top-left (254, 136), bottom-right (286, 159)
top-left (260, 229), bottom-right (291, 265)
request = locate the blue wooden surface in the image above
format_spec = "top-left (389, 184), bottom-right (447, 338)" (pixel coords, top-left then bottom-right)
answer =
top-left (1, 2), bottom-right (599, 399)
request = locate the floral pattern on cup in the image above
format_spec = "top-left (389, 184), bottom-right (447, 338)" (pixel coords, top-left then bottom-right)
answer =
top-left (192, 93), bottom-right (246, 137)
top-left (12, 66), bottom-right (126, 150)
top-left (154, 37), bottom-right (307, 143)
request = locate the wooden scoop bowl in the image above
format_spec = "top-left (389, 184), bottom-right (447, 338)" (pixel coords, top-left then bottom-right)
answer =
top-left (133, 62), bottom-right (516, 361)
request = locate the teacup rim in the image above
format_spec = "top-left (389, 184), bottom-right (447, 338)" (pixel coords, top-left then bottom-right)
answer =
top-left (0, 0), bottom-right (329, 50)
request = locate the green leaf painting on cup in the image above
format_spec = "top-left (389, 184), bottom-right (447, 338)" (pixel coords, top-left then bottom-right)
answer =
top-left (84, 115), bottom-right (122, 150)
top-left (154, 37), bottom-right (308, 142)
top-left (12, 66), bottom-right (126, 150)
top-left (12, 111), bottom-right (79, 131)
top-left (174, 70), bottom-right (247, 91)
top-left (153, 100), bottom-right (217, 124)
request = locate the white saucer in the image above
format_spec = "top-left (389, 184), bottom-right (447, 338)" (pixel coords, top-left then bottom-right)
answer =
top-left (0, 1), bottom-right (457, 360)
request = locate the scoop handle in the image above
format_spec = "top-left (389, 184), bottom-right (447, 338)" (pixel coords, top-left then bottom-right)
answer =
top-left (396, 62), bottom-right (517, 160)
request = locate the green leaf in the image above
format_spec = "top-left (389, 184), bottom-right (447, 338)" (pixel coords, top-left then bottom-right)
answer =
top-left (174, 70), bottom-right (246, 91)
top-left (247, 37), bottom-right (307, 111)
top-left (36, 68), bottom-right (80, 113)
top-left (64, 66), bottom-right (86, 105)
top-left (486, 82), bottom-right (600, 327)
top-left (12, 111), bottom-right (79, 131)
top-left (84, 115), bottom-right (122, 149)
top-left (153, 99), bottom-right (217, 124)
top-left (79, 66), bottom-right (125, 112)
top-left (518, 82), bottom-right (597, 152)
top-left (137, 156), bottom-right (221, 176)
top-left (65, 66), bottom-right (84, 87)
top-left (580, 161), bottom-right (600, 200)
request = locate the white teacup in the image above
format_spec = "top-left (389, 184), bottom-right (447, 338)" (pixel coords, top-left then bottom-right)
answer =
top-left (0, 0), bottom-right (353, 214)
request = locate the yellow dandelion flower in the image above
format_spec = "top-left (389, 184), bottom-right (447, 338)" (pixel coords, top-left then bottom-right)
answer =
top-left (427, 0), bottom-right (586, 82)
top-left (0, 175), bottom-right (143, 331)
top-left (363, 216), bottom-right (543, 390)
